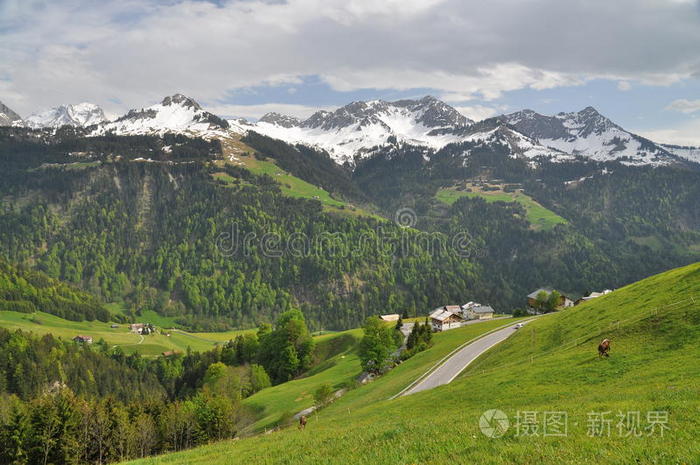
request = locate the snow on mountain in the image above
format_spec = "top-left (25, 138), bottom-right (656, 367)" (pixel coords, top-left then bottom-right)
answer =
top-left (25, 103), bottom-right (106, 129)
top-left (429, 116), bottom-right (573, 162)
top-left (91, 94), bottom-right (229, 137)
top-left (0, 100), bottom-right (24, 127)
top-left (502, 107), bottom-right (677, 166)
top-left (235, 96), bottom-right (474, 164)
top-left (660, 144), bottom-right (700, 165)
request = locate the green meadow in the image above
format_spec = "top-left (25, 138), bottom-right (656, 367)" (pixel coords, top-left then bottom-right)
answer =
top-left (436, 185), bottom-right (567, 231)
top-left (124, 262), bottom-right (700, 465)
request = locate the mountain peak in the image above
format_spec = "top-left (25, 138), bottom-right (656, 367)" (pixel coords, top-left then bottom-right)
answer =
top-left (259, 112), bottom-right (302, 128)
top-left (25, 102), bottom-right (106, 129)
top-left (93, 94), bottom-right (227, 137)
top-left (0, 100), bottom-right (23, 127)
top-left (161, 94), bottom-right (202, 110)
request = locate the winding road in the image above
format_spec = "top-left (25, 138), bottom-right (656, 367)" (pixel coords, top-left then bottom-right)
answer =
top-left (400, 320), bottom-right (532, 397)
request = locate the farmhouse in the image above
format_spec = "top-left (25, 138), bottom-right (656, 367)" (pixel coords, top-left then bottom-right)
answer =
top-left (72, 335), bottom-right (93, 344)
top-left (465, 305), bottom-right (495, 320)
top-left (129, 323), bottom-right (155, 335)
top-left (429, 306), bottom-right (463, 331)
top-left (129, 323), bottom-right (144, 333)
top-left (379, 314), bottom-right (400, 322)
top-left (460, 301), bottom-right (496, 320)
top-left (527, 288), bottom-right (573, 310)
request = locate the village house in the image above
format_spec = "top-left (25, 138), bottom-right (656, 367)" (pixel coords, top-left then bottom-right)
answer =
top-left (464, 304), bottom-right (495, 320)
top-left (129, 323), bottom-right (155, 335)
top-left (379, 314), bottom-right (400, 322)
top-left (129, 323), bottom-right (144, 333)
top-left (527, 288), bottom-right (573, 311)
top-left (72, 335), bottom-right (93, 344)
top-left (429, 306), bottom-right (464, 331)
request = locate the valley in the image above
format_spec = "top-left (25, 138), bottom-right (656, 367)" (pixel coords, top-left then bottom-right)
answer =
top-left (1, 93), bottom-right (699, 465)
top-left (120, 262), bottom-right (700, 465)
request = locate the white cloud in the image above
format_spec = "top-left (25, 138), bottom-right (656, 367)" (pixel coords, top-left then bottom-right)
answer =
top-left (454, 105), bottom-right (507, 122)
top-left (0, 0), bottom-right (699, 115)
top-left (636, 118), bottom-right (700, 146)
top-left (665, 98), bottom-right (700, 114)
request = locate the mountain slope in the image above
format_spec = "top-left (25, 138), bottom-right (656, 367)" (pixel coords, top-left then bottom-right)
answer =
top-left (503, 107), bottom-right (679, 165)
top-left (661, 143), bottom-right (700, 164)
top-left (92, 94), bottom-right (229, 137)
top-left (0, 100), bottom-right (23, 127)
top-left (0, 258), bottom-right (110, 322)
top-left (121, 262), bottom-right (700, 465)
top-left (25, 102), bottom-right (107, 128)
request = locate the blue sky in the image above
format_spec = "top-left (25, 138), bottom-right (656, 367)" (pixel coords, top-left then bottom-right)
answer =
top-left (1, 0), bottom-right (699, 144)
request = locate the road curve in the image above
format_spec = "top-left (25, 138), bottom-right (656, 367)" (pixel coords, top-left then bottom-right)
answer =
top-left (401, 321), bottom-right (529, 396)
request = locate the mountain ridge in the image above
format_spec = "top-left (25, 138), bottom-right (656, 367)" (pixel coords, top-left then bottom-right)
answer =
top-left (4, 93), bottom-right (698, 167)
top-left (25, 102), bottom-right (107, 129)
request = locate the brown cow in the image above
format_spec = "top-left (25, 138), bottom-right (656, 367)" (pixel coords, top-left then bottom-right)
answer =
top-left (598, 338), bottom-right (611, 358)
top-left (299, 415), bottom-right (307, 430)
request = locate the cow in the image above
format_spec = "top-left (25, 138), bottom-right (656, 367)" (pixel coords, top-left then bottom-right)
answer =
top-left (299, 415), bottom-right (307, 430)
top-left (598, 338), bottom-right (611, 358)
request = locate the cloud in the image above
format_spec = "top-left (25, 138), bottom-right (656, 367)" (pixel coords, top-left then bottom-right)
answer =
top-left (636, 118), bottom-right (700, 146)
top-left (665, 98), bottom-right (700, 114)
top-left (617, 81), bottom-right (632, 91)
top-left (453, 105), bottom-right (508, 122)
top-left (1, 0), bottom-right (699, 115)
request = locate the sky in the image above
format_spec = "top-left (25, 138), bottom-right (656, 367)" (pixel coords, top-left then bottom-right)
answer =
top-left (1, 0), bottom-right (700, 145)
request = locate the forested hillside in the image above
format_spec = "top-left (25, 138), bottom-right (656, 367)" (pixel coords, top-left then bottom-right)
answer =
top-left (1, 128), bottom-right (700, 331)
top-left (0, 129), bottom-right (483, 330)
top-left (0, 259), bottom-right (111, 321)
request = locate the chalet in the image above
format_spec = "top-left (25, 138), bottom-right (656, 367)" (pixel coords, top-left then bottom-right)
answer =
top-left (379, 314), bottom-right (400, 322)
top-left (429, 306), bottom-right (463, 332)
top-left (129, 323), bottom-right (155, 335)
top-left (162, 350), bottom-right (180, 357)
top-left (129, 323), bottom-right (144, 333)
top-left (466, 305), bottom-right (495, 320)
top-left (460, 301), bottom-right (495, 320)
top-left (527, 288), bottom-right (573, 310)
top-left (73, 335), bottom-right (93, 344)
top-left (110, 324), bottom-right (119, 328)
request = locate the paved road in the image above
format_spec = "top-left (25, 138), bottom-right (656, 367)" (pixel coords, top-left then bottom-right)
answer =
top-left (401, 321), bottom-right (528, 396)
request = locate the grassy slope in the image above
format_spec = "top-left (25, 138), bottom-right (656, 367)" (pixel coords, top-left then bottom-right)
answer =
top-left (436, 186), bottom-right (567, 231)
top-left (0, 310), bottom-right (210, 355)
top-left (126, 263), bottom-right (700, 464)
top-left (218, 136), bottom-right (378, 219)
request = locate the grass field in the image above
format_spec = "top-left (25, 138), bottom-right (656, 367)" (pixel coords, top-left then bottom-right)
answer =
top-left (124, 263), bottom-right (700, 464)
top-left (436, 184), bottom-right (567, 231)
top-left (217, 136), bottom-right (378, 219)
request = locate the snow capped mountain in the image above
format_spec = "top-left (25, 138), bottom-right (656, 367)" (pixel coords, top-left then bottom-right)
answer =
top-left (91, 94), bottom-right (229, 137)
top-left (0, 101), bottom-right (24, 127)
top-left (25, 103), bottom-right (106, 129)
top-left (237, 96), bottom-right (474, 164)
top-left (433, 117), bottom-right (573, 161)
top-left (502, 107), bottom-right (677, 165)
